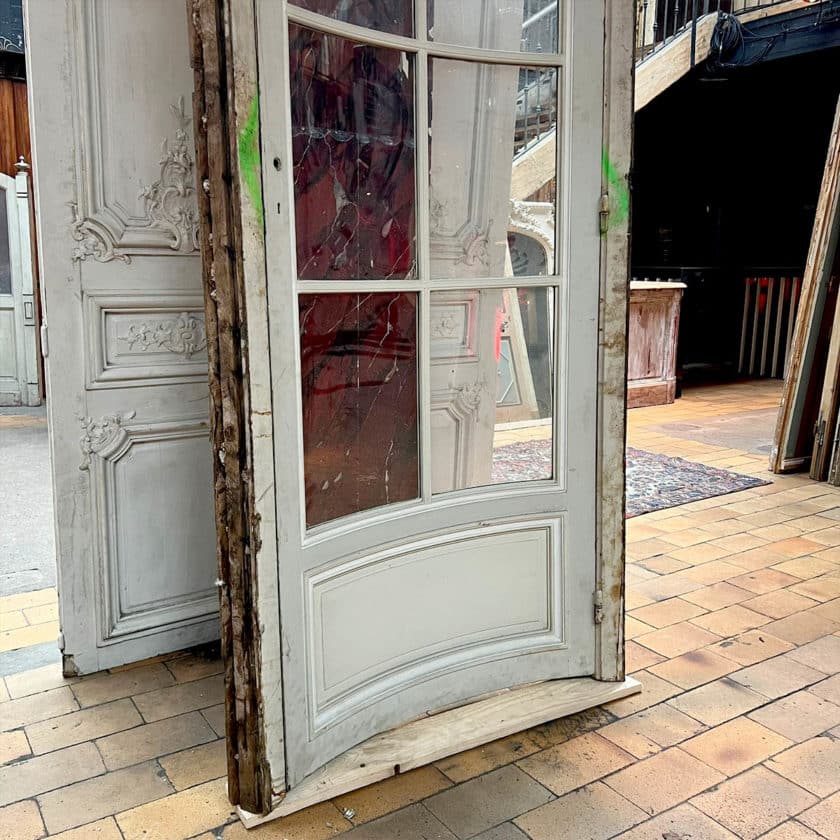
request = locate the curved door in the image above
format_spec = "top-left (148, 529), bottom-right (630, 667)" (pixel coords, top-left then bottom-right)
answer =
top-left (257, 0), bottom-right (605, 786)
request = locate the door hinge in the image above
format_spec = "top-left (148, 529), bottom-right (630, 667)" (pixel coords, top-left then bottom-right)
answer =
top-left (599, 193), bottom-right (610, 235)
top-left (57, 630), bottom-right (65, 651)
top-left (814, 418), bottom-right (826, 450)
top-left (40, 323), bottom-right (49, 358)
top-left (593, 588), bottom-right (604, 624)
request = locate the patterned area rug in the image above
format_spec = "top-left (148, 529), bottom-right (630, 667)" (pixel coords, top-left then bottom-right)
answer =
top-left (491, 440), bottom-right (770, 517)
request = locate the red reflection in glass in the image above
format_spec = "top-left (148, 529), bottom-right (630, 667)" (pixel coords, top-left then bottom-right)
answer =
top-left (300, 293), bottom-right (419, 527)
top-left (288, 1), bottom-right (413, 37)
top-left (289, 25), bottom-right (416, 281)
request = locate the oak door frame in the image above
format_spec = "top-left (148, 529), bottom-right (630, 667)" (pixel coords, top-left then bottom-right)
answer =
top-left (188, 0), bottom-right (633, 815)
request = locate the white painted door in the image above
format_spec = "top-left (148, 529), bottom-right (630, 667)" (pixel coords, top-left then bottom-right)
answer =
top-left (0, 166), bottom-right (39, 406)
top-left (25, 0), bottom-right (218, 674)
top-left (257, 0), bottom-right (605, 785)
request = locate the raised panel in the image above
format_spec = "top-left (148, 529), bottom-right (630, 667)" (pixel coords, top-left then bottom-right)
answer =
top-left (430, 292), bottom-right (479, 360)
top-left (307, 520), bottom-right (564, 732)
top-left (71, 0), bottom-right (199, 260)
top-left (0, 306), bottom-right (16, 380)
top-left (86, 417), bottom-right (217, 641)
top-left (84, 292), bottom-right (208, 387)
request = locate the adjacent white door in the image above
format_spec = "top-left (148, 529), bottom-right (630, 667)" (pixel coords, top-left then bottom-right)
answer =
top-left (257, 0), bottom-right (605, 786)
top-left (0, 166), bottom-right (39, 406)
top-left (26, 0), bottom-right (218, 674)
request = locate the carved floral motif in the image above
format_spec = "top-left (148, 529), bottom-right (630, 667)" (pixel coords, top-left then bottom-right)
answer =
top-left (456, 220), bottom-right (493, 267)
top-left (117, 313), bottom-right (207, 359)
top-left (430, 310), bottom-right (462, 340)
top-left (454, 382), bottom-right (486, 419)
top-left (139, 97), bottom-right (200, 253)
top-left (79, 411), bottom-right (136, 470)
top-left (70, 202), bottom-right (131, 264)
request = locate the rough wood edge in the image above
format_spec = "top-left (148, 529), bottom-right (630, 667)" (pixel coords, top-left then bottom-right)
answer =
top-left (238, 676), bottom-right (642, 828)
top-left (771, 95), bottom-right (840, 474)
top-left (187, 0), bottom-right (270, 813)
top-left (594, 0), bottom-right (634, 682)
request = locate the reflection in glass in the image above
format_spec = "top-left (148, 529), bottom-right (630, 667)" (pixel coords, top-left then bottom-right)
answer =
top-left (288, 0), bottom-right (413, 37)
top-left (300, 293), bottom-right (419, 527)
top-left (427, 0), bottom-right (559, 52)
top-left (428, 58), bottom-right (557, 280)
top-left (430, 287), bottom-right (554, 493)
top-left (289, 24), bottom-right (416, 282)
top-left (0, 191), bottom-right (10, 296)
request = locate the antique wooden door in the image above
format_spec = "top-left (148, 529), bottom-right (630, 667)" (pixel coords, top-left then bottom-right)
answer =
top-left (0, 166), bottom-right (38, 406)
top-left (26, 0), bottom-right (219, 673)
top-left (249, 0), bottom-right (611, 789)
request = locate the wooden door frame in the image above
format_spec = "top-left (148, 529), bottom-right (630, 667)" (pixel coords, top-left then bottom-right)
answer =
top-left (188, 0), bottom-right (633, 817)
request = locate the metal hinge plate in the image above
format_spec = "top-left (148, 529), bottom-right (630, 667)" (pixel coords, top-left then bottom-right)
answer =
top-left (40, 323), bottom-right (49, 358)
top-left (593, 588), bottom-right (604, 624)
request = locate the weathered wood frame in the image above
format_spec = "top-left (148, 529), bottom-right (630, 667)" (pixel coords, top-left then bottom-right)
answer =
top-left (772, 96), bottom-right (840, 475)
top-left (188, 0), bottom-right (635, 819)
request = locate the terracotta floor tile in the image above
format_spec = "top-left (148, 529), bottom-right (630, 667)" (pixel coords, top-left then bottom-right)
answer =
top-left (660, 529), bottom-right (715, 548)
top-left (649, 649), bottom-right (739, 690)
top-left (668, 543), bottom-right (736, 565)
top-left (612, 803), bottom-right (740, 839)
top-left (515, 782), bottom-right (647, 840)
top-left (22, 604), bottom-right (58, 626)
top-left (605, 747), bottom-right (724, 816)
top-left (627, 539), bottom-right (680, 561)
top-left (690, 604), bottom-right (770, 637)
top-left (749, 524), bottom-right (805, 542)
top-left (333, 766), bottom-right (452, 825)
top-left (0, 800), bottom-right (45, 840)
top-left (681, 582), bottom-right (752, 611)
top-left (625, 590), bottom-right (655, 611)
top-left (469, 822), bottom-right (529, 840)
top-left (48, 818), bottom-right (123, 839)
top-left (742, 589), bottom-right (819, 619)
top-left (158, 739), bottom-right (226, 791)
top-left (636, 556), bottom-right (691, 575)
top-left (635, 622), bottom-right (723, 659)
top-left (25, 699), bottom-right (141, 755)
top-left (790, 575), bottom-right (840, 603)
top-left (3, 664), bottom-right (75, 700)
top-left (680, 717), bottom-right (791, 776)
top-left (709, 533), bottom-right (770, 553)
top-left (603, 671), bottom-right (681, 718)
top-left (0, 687), bottom-right (78, 732)
top-left (728, 568), bottom-right (801, 595)
top-left (598, 703), bottom-right (705, 759)
top-left (729, 656), bottom-right (825, 699)
top-left (758, 822), bottom-right (825, 840)
top-left (163, 652), bottom-right (224, 684)
top-left (116, 777), bottom-right (236, 840)
top-left (517, 732), bottom-right (634, 795)
top-left (691, 765), bottom-right (817, 839)
top-left (772, 556), bottom-right (840, 580)
top-left (424, 765), bottom-right (553, 839)
top-left (223, 802), bottom-right (353, 840)
top-left (628, 598), bottom-right (707, 629)
top-left (0, 622), bottom-right (59, 653)
top-left (201, 703), bottom-right (226, 738)
top-left (0, 730), bottom-right (30, 764)
top-left (95, 710), bottom-right (216, 771)
top-left (709, 629), bottom-right (794, 666)
top-left (626, 522), bottom-right (667, 542)
top-left (668, 677), bottom-right (766, 726)
top-left (525, 706), bottom-right (617, 749)
top-left (798, 791), bottom-right (840, 840)
top-left (767, 736), bottom-right (840, 797)
top-left (808, 597), bottom-right (840, 624)
top-left (625, 616), bottom-right (654, 640)
top-left (435, 734), bottom-right (540, 784)
top-left (0, 742), bottom-right (105, 807)
top-left (811, 673), bottom-right (840, 705)
top-left (725, 546), bottom-right (789, 571)
top-left (786, 633), bottom-right (840, 674)
top-left (37, 761), bottom-right (174, 835)
top-left (625, 640), bottom-right (665, 673)
top-left (631, 575), bottom-right (705, 603)
top-left (0, 611), bottom-right (27, 631)
top-left (71, 663), bottom-right (175, 708)
top-left (749, 690), bottom-right (840, 741)
top-left (680, 561), bottom-right (747, 586)
top-left (763, 538), bottom-right (828, 559)
top-left (0, 587), bottom-right (56, 613)
top-left (806, 526), bottom-right (840, 547)
top-left (762, 612), bottom-right (840, 645)
top-left (132, 674), bottom-right (224, 723)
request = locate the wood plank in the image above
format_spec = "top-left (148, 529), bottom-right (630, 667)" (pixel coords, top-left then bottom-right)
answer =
top-left (772, 96), bottom-right (840, 473)
top-left (239, 676), bottom-right (641, 828)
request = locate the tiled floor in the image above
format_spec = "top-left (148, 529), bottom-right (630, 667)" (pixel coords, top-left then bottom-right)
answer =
top-left (2, 380), bottom-right (840, 839)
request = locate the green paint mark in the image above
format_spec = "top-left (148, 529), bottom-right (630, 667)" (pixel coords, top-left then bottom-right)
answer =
top-left (239, 95), bottom-right (264, 231)
top-left (602, 150), bottom-right (630, 234)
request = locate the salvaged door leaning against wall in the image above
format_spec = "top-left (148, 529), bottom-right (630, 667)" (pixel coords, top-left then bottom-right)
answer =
top-left (26, 0), bottom-right (218, 674)
top-left (190, 0), bottom-right (635, 820)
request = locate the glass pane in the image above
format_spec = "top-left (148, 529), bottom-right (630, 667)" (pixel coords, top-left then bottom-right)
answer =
top-left (429, 58), bottom-right (557, 280)
top-left (300, 292), bottom-right (419, 527)
top-left (289, 24), bottom-right (416, 282)
top-left (428, 0), bottom-right (559, 53)
top-left (430, 286), bottom-right (554, 493)
top-left (288, 0), bottom-right (413, 37)
top-left (0, 190), bottom-right (11, 295)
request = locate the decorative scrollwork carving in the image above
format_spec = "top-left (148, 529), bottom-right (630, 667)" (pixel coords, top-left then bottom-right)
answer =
top-left (70, 202), bottom-right (131, 264)
top-left (139, 97), bottom-right (199, 253)
top-left (79, 411), bottom-right (136, 470)
top-left (117, 313), bottom-right (207, 360)
top-left (454, 382), bottom-right (486, 420)
top-left (457, 220), bottom-right (493, 267)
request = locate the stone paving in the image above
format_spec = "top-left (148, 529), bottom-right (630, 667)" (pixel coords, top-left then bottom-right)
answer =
top-left (1, 380), bottom-right (839, 839)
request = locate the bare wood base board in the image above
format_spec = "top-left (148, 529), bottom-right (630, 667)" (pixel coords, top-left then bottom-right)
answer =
top-left (238, 675), bottom-right (641, 828)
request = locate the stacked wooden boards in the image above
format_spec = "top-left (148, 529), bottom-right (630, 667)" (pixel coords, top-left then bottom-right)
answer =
top-left (771, 96), bottom-right (840, 482)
